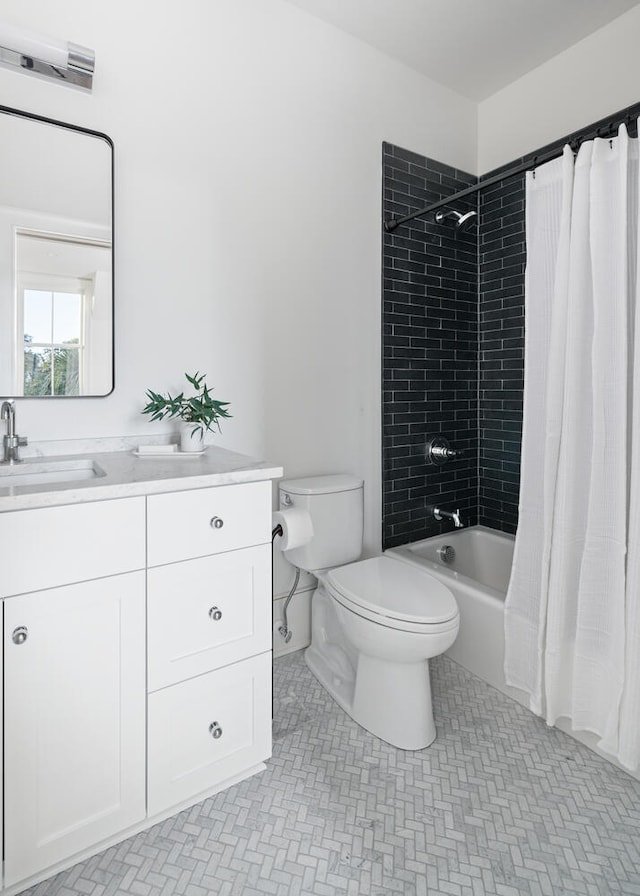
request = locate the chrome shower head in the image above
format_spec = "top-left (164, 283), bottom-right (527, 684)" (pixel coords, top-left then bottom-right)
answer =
top-left (434, 208), bottom-right (478, 232)
top-left (455, 210), bottom-right (478, 231)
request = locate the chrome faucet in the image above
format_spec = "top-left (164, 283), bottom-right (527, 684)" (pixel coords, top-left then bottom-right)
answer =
top-left (432, 506), bottom-right (464, 528)
top-left (1, 400), bottom-right (28, 464)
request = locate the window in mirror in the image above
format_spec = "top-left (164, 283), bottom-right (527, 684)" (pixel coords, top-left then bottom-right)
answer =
top-left (22, 283), bottom-right (85, 396)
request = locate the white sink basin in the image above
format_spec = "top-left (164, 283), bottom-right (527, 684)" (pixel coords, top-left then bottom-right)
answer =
top-left (0, 458), bottom-right (106, 489)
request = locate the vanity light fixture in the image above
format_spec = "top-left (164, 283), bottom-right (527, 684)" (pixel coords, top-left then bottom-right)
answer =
top-left (0, 21), bottom-right (94, 90)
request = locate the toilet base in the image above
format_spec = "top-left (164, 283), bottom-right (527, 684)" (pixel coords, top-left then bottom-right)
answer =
top-left (353, 653), bottom-right (436, 750)
top-left (306, 647), bottom-right (436, 750)
top-left (305, 645), bottom-right (356, 724)
top-left (305, 586), bottom-right (438, 750)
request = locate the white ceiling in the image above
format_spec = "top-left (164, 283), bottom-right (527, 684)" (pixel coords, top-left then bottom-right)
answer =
top-left (283, 0), bottom-right (640, 101)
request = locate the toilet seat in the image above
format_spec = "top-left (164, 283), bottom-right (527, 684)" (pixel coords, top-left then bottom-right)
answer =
top-left (325, 555), bottom-right (459, 633)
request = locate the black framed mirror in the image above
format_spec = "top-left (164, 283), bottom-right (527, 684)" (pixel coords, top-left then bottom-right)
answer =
top-left (0, 106), bottom-right (113, 398)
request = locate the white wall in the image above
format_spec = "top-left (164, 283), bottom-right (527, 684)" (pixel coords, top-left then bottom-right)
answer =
top-left (0, 0), bottom-right (476, 555)
top-left (478, 5), bottom-right (640, 172)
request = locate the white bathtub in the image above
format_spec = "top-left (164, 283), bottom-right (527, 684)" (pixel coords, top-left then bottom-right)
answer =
top-left (386, 526), bottom-right (514, 692)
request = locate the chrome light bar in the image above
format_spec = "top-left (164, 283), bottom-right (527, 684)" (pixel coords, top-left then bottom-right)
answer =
top-left (0, 22), bottom-right (94, 90)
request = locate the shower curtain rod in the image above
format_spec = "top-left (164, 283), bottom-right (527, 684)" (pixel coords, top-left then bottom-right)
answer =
top-left (385, 101), bottom-right (640, 233)
top-left (384, 142), bottom-right (572, 233)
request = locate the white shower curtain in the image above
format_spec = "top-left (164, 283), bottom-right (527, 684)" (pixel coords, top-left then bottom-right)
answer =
top-left (504, 124), bottom-right (640, 771)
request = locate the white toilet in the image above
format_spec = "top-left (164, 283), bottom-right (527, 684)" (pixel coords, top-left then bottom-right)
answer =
top-left (279, 474), bottom-right (460, 751)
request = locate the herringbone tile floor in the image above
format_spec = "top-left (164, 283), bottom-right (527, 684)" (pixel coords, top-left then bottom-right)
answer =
top-left (22, 652), bottom-right (640, 896)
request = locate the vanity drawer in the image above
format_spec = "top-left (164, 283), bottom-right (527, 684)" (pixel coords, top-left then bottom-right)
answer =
top-left (147, 481), bottom-right (271, 566)
top-left (147, 652), bottom-right (271, 817)
top-left (147, 544), bottom-right (271, 690)
top-left (0, 497), bottom-right (145, 596)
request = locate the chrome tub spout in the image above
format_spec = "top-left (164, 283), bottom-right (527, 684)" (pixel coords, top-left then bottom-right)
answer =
top-left (432, 506), bottom-right (464, 529)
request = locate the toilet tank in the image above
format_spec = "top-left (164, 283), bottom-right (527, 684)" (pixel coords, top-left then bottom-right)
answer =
top-left (279, 474), bottom-right (363, 572)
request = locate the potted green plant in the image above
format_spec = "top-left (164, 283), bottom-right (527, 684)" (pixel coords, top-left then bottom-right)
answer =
top-left (142, 372), bottom-right (232, 452)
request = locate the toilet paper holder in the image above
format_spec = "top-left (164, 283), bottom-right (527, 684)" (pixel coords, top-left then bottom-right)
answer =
top-left (271, 507), bottom-right (314, 552)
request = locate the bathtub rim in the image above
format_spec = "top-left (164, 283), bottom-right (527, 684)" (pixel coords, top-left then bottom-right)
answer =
top-left (385, 525), bottom-right (513, 603)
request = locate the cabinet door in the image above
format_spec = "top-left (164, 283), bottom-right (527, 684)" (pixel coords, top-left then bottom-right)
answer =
top-left (4, 571), bottom-right (146, 886)
top-left (147, 544), bottom-right (271, 690)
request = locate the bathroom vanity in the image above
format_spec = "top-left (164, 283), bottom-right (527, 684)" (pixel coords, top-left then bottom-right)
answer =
top-left (0, 445), bottom-right (281, 894)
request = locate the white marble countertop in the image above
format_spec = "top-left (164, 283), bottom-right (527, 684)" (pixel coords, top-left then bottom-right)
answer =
top-left (0, 442), bottom-right (283, 512)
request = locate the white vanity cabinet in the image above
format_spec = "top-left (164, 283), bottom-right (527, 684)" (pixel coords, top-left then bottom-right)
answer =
top-left (0, 466), bottom-right (276, 894)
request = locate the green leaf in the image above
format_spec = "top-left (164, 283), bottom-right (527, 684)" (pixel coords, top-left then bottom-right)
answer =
top-left (141, 372), bottom-right (231, 436)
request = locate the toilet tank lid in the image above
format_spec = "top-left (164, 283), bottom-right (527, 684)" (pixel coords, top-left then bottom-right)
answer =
top-left (280, 474), bottom-right (363, 495)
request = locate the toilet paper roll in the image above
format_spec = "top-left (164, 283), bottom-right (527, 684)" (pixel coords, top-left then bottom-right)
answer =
top-left (272, 508), bottom-right (314, 551)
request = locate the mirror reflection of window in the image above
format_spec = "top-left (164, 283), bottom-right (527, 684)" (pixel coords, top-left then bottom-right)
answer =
top-left (22, 284), bottom-right (86, 396)
top-left (15, 231), bottom-right (112, 397)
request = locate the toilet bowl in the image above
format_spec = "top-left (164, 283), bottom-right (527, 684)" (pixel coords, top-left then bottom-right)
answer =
top-left (278, 474), bottom-right (460, 750)
top-left (305, 555), bottom-right (459, 750)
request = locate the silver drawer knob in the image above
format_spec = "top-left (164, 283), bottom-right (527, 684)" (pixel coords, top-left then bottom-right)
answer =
top-left (210, 516), bottom-right (224, 529)
top-left (12, 626), bottom-right (28, 645)
top-left (209, 721), bottom-right (223, 739)
top-left (209, 606), bottom-right (222, 621)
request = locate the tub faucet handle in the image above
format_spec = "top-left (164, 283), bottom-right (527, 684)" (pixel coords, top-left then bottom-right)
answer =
top-left (426, 437), bottom-right (463, 465)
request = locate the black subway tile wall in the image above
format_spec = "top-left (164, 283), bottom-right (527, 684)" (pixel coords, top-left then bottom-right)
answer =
top-left (382, 103), bottom-right (640, 549)
top-left (478, 176), bottom-right (525, 534)
top-left (382, 143), bottom-right (478, 550)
